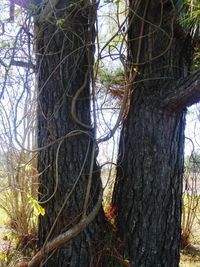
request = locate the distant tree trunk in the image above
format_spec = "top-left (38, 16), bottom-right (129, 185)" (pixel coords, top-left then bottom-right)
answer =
top-left (36, 0), bottom-right (105, 266)
top-left (112, 1), bottom-right (199, 266)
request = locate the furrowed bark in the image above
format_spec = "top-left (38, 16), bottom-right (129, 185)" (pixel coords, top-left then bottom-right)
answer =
top-left (35, 0), bottom-right (105, 266)
top-left (113, 91), bottom-right (186, 266)
top-left (112, 0), bottom-right (196, 266)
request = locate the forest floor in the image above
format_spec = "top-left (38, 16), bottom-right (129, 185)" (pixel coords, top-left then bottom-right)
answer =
top-left (180, 221), bottom-right (200, 266)
top-left (180, 245), bottom-right (200, 267)
top-left (0, 209), bottom-right (199, 266)
top-left (0, 229), bottom-right (198, 266)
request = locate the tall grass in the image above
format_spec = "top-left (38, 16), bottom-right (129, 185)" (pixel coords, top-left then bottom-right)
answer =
top-left (0, 152), bottom-right (38, 236)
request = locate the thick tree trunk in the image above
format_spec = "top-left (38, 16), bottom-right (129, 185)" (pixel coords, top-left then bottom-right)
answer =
top-left (113, 93), bottom-right (186, 266)
top-left (36, 1), bottom-right (105, 266)
top-left (112, 1), bottom-right (196, 266)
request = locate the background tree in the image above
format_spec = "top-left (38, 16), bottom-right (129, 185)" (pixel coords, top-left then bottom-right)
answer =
top-left (0, 1), bottom-right (40, 264)
top-left (112, 0), bottom-right (200, 266)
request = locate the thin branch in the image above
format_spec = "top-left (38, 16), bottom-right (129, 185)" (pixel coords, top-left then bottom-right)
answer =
top-left (0, 23), bottom-right (5, 36)
top-left (0, 58), bottom-right (34, 69)
top-left (11, 59), bottom-right (35, 69)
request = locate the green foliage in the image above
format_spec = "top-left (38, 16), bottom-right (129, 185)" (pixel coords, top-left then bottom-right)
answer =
top-left (56, 18), bottom-right (65, 26)
top-left (97, 67), bottom-right (124, 87)
top-left (0, 42), bottom-right (10, 49)
top-left (178, 0), bottom-right (200, 69)
top-left (28, 195), bottom-right (45, 216)
top-left (179, 0), bottom-right (200, 36)
top-left (103, 0), bottom-right (122, 5)
top-left (183, 0), bottom-right (200, 22)
top-left (176, 0), bottom-right (185, 11)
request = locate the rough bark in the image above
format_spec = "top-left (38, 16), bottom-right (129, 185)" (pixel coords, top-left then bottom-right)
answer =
top-left (36, 1), bottom-right (105, 266)
top-left (113, 92), bottom-right (186, 267)
top-left (112, 1), bottom-right (199, 266)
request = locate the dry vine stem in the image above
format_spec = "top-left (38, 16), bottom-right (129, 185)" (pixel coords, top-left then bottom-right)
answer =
top-left (27, 187), bottom-right (103, 267)
top-left (71, 70), bottom-right (92, 130)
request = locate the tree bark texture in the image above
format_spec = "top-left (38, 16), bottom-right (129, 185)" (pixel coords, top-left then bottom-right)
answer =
top-left (36, 1), bottom-right (105, 266)
top-left (112, 1), bottom-right (196, 266)
top-left (113, 94), bottom-right (186, 267)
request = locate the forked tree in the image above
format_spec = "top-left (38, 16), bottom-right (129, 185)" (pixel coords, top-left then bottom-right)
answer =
top-left (7, 0), bottom-right (200, 266)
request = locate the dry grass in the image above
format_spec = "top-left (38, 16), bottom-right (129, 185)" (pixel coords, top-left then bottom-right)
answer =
top-left (0, 209), bottom-right (8, 227)
top-left (180, 246), bottom-right (200, 267)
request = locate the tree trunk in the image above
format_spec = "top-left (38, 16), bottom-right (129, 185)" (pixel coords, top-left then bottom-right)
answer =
top-left (113, 93), bottom-right (186, 266)
top-left (36, 1), bottom-right (105, 266)
top-left (112, 1), bottom-right (195, 266)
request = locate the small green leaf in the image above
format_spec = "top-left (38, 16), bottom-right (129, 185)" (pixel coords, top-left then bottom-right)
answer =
top-left (0, 251), bottom-right (7, 261)
top-left (28, 195), bottom-right (45, 216)
top-left (0, 42), bottom-right (10, 48)
top-left (56, 18), bottom-right (65, 26)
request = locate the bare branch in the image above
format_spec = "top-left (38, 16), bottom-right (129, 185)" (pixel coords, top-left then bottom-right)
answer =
top-left (11, 59), bottom-right (35, 69)
top-left (9, 0), bottom-right (15, 22)
top-left (0, 23), bottom-right (5, 36)
top-left (163, 70), bottom-right (200, 112)
top-left (27, 188), bottom-right (103, 267)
